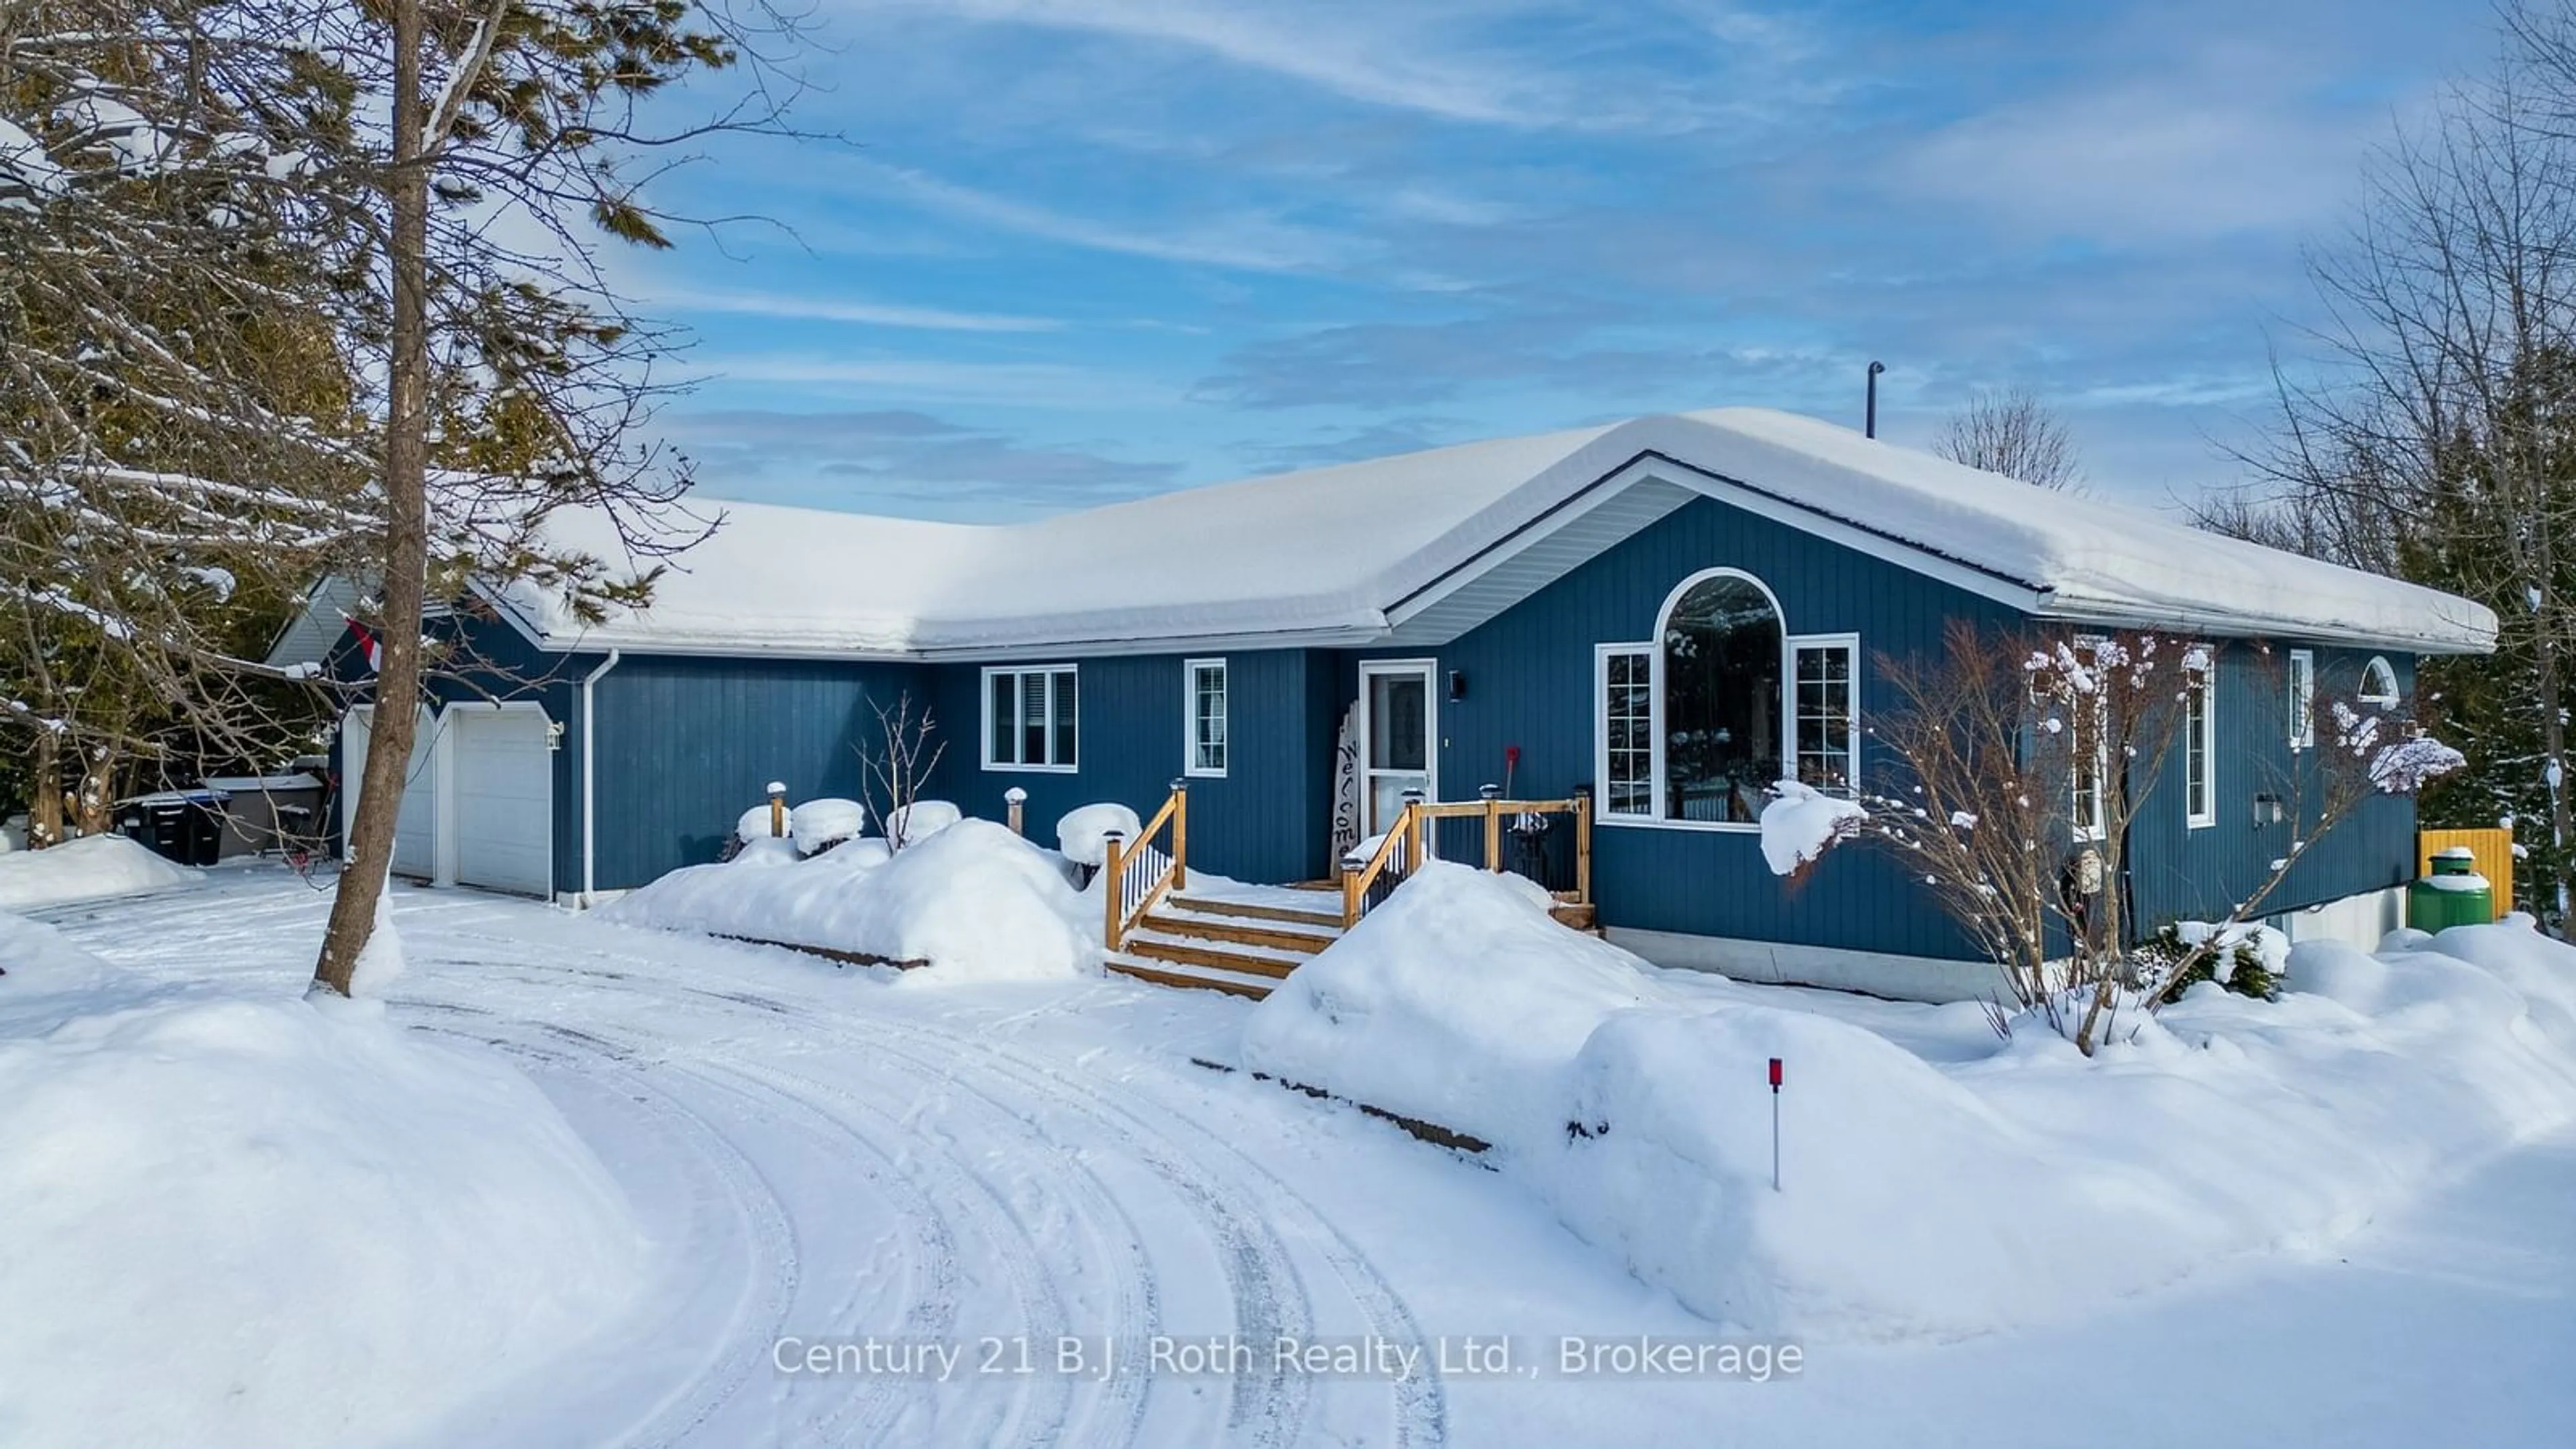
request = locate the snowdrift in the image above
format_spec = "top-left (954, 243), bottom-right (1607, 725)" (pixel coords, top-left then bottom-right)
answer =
top-left (0, 833), bottom-right (199, 911)
top-left (604, 818), bottom-right (1097, 981)
top-left (1242, 872), bottom-right (2576, 1340)
top-left (0, 912), bottom-right (645, 1448)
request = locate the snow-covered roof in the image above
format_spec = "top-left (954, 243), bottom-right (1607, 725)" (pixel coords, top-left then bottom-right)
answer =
top-left (480, 407), bottom-right (2496, 659)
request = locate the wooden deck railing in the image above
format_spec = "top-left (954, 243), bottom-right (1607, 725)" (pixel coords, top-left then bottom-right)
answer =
top-left (1102, 780), bottom-right (1187, 953)
top-left (1340, 797), bottom-right (1426, 927)
top-left (1341, 787), bottom-right (1593, 928)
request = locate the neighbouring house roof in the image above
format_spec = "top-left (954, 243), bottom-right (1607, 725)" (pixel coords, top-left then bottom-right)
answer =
top-left (284, 407), bottom-right (2503, 665)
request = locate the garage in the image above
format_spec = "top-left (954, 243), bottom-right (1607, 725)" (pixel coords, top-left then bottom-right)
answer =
top-left (449, 706), bottom-right (555, 898)
top-left (340, 704), bottom-right (439, 881)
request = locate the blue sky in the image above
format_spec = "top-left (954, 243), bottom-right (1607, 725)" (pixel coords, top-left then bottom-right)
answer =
top-left (633, 0), bottom-right (2485, 523)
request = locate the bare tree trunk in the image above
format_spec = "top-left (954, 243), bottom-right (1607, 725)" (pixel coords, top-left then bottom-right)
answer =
top-left (29, 729), bottom-right (62, 849)
top-left (313, 0), bottom-right (431, 998)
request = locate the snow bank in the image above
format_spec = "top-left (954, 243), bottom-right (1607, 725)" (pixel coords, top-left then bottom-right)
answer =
top-left (0, 910), bottom-right (130, 1018)
top-left (1243, 863), bottom-right (1663, 1153)
top-left (1057, 802), bottom-right (1142, 868)
top-left (1242, 875), bottom-right (2576, 1340)
top-left (0, 833), bottom-right (199, 910)
top-left (0, 924), bottom-right (645, 1448)
top-left (606, 819), bottom-right (1095, 981)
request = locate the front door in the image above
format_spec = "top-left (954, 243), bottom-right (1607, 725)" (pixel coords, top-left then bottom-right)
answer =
top-left (1358, 660), bottom-right (1435, 837)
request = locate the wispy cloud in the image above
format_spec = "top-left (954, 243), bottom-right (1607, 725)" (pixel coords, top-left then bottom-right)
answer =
top-left (695, 353), bottom-right (1181, 409)
top-left (646, 286), bottom-right (1064, 333)
top-left (861, 0), bottom-right (1562, 126)
top-left (856, 161), bottom-right (1364, 273)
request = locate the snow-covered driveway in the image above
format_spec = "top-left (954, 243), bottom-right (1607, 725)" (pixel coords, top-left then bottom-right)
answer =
top-left (34, 867), bottom-right (2576, 1448)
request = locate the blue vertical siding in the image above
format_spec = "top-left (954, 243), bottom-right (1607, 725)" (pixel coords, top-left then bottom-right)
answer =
top-left (2124, 645), bottom-right (2418, 930)
top-left (1350, 494), bottom-right (2018, 959)
top-left (591, 655), bottom-right (932, 890)
top-left (926, 650), bottom-right (1331, 883)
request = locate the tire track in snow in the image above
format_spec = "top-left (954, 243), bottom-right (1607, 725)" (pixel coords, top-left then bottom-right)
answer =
top-left (831, 1012), bottom-right (1448, 1449)
top-left (769, 1022), bottom-right (1318, 1449)
top-left (52, 883), bottom-right (1444, 1447)
top-left (405, 1022), bottom-right (806, 1449)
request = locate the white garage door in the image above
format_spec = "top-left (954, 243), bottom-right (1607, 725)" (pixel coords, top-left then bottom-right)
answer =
top-left (341, 705), bottom-right (440, 881)
top-left (451, 707), bottom-right (553, 898)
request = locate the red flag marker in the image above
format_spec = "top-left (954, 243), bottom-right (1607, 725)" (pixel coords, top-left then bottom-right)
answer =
top-left (1768, 1057), bottom-right (1784, 1192)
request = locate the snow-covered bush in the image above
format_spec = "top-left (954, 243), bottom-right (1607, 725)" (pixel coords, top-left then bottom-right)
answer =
top-left (789, 798), bottom-right (865, 856)
top-left (0, 913), bottom-right (645, 1444)
top-left (606, 818), bottom-right (1095, 981)
top-left (885, 799), bottom-right (961, 847)
top-left (1057, 802), bottom-right (1144, 869)
top-left (2138, 920), bottom-right (2288, 1000)
top-left (1756, 780), bottom-right (1864, 876)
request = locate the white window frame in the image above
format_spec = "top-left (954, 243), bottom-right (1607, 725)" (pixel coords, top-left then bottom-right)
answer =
top-left (1183, 657), bottom-right (1228, 779)
top-left (2070, 733), bottom-right (2108, 843)
top-left (1788, 632), bottom-right (1861, 796)
top-left (2185, 653), bottom-right (2216, 830)
top-left (1595, 570), bottom-right (1857, 833)
top-left (2288, 649), bottom-right (2315, 751)
top-left (980, 663), bottom-right (1079, 773)
top-left (1594, 642), bottom-right (1656, 820)
top-left (2360, 655), bottom-right (2400, 710)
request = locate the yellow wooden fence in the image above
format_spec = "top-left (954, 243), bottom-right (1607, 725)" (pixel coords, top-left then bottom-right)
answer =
top-left (2418, 828), bottom-right (2515, 914)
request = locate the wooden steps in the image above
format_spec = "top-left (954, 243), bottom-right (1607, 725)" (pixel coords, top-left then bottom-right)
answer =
top-left (1166, 893), bottom-right (1344, 931)
top-left (1102, 886), bottom-right (1595, 999)
top-left (1104, 894), bottom-right (1344, 999)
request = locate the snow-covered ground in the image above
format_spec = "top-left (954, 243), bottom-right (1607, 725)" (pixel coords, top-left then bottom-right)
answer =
top-left (0, 832), bottom-right (199, 910)
top-left (9, 867), bottom-right (2575, 1447)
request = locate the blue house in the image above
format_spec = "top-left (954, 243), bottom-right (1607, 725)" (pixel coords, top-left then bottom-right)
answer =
top-left (270, 408), bottom-right (2497, 1000)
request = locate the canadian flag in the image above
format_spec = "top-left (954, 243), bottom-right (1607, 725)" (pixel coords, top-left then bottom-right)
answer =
top-left (345, 619), bottom-right (382, 674)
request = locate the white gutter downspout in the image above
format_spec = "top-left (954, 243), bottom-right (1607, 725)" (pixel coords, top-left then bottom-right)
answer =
top-left (578, 648), bottom-right (623, 906)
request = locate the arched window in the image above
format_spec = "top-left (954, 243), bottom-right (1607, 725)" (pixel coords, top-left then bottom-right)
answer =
top-left (1660, 571), bottom-right (1783, 823)
top-left (2360, 655), bottom-right (2399, 709)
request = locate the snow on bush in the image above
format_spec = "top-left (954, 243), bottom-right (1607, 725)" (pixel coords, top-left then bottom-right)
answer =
top-left (885, 798), bottom-right (961, 847)
top-left (606, 819), bottom-right (1095, 981)
top-left (1057, 802), bottom-right (1143, 867)
top-left (0, 914), bottom-right (645, 1447)
top-left (789, 798), bottom-right (866, 856)
top-left (1757, 780), bottom-right (1864, 877)
top-left (0, 832), bottom-right (199, 910)
top-left (1242, 875), bottom-right (2576, 1340)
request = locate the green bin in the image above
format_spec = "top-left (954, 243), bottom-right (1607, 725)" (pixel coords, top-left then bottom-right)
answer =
top-left (2407, 846), bottom-right (2495, 931)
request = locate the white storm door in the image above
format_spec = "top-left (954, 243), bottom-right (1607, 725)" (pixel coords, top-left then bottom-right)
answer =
top-left (1358, 660), bottom-right (1435, 838)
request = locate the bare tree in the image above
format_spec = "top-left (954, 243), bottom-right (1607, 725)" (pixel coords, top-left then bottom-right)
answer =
top-left (1933, 387), bottom-right (2082, 490)
top-left (2214, 11), bottom-right (2576, 928)
top-left (858, 694), bottom-right (947, 852)
top-left (1787, 626), bottom-right (2459, 1054)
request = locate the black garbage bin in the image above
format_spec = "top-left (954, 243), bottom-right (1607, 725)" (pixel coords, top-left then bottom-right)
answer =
top-left (118, 790), bottom-right (229, 866)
